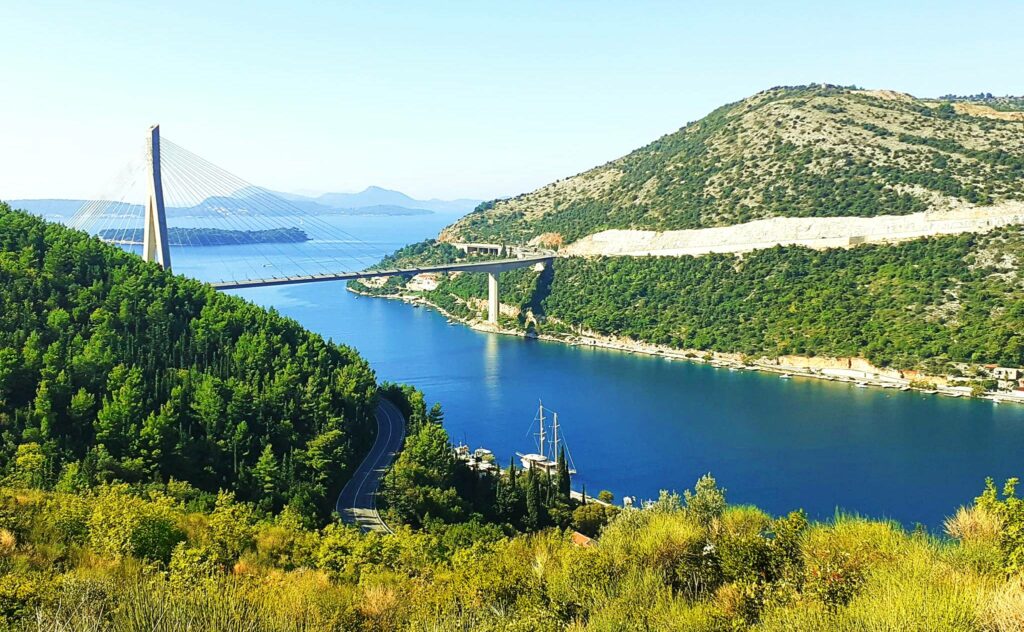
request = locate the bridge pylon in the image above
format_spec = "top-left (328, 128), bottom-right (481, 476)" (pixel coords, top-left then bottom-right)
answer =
top-left (142, 125), bottom-right (172, 271)
top-left (487, 272), bottom-right (499, 325)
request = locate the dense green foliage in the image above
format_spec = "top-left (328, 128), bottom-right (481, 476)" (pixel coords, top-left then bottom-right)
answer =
top-left (376, 225), bottom-right (1024, 372)
top-left (3, 196), bottom-right (1024, 628)
top-left (97, 226), bottom-right (310, 246)
top-left (0, 477), bottom-right (1021, 630)
top-left (537, 231), bottom-right (1024, 369)
top-left (0, 204), bottom-right (377, 521)
top-left (375, 238), bottom-right (461, 268)
top-left (379, 384), bottom-right (600, 536)
top-left (445, 85), bottom-right (1024, 244)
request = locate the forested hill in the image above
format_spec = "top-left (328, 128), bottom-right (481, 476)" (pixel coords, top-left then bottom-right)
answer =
top-left (360, 86), bottom-right (1024, 375)
top-left (0, 203), bottom-right (377, 521)
top-left (444, 85), bottom-right (1024, 245)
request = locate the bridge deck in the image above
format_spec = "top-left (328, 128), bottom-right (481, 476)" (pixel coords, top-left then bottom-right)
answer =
top-left (209, 255), bottom-right (553, 290)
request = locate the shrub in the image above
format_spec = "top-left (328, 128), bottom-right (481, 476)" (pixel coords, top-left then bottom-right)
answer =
top-left (685, 474), bottom-right (727, 527)
top-left (801, 516), bottom-right (903, 609)
top-left (40, 493), bottom-right (92, 547)
top-left (168, 542), bottom-right (219, 586)
top-left (571, 503), bottom-right (619, 537)
top-left (87, 486), bottom-right (184, 563)
top-left (202, 492), bottom-right (257, 569)
top-left (974, 477), bottom-right (1024, 573)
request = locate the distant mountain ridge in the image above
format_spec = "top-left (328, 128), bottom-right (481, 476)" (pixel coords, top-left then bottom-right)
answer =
top-left (7, 186), bottom-right (480, 221)
top-left (299, 186), bottom-right (481, 214)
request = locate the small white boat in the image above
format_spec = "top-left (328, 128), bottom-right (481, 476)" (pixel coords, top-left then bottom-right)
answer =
top-left (779, 373), bottom-right (792, 379)
top-left (855, 382), bottom-right (868, 388)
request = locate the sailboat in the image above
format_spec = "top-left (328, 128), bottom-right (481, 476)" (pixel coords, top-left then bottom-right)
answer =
top-left (517, 401), bottom-right (577, 475)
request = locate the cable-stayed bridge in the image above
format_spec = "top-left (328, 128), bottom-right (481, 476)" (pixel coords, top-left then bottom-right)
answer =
top-left (70, 126), bottom-right (551, 323)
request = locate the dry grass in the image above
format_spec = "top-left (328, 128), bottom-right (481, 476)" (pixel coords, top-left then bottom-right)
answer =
top-left (0, 528), bottom-right (16, 555)
top-left (357, 583), bottom-right (399, 629)
top-left (945, 505), bottom-right (1003, 545)
top-left (982, 575), bottom-right (1024, 631)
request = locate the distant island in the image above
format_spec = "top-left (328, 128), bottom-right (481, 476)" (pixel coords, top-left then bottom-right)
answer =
top-left (97, 226), bottom-right (310, 246)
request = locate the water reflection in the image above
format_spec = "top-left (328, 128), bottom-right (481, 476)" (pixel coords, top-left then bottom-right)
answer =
top-left (482, 332), bottom-right (500, 391)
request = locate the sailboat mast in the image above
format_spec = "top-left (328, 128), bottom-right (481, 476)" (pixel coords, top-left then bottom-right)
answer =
top-left (553, 412), bottom-right (559, 461)
top-left (538, 401), bottom-right (546, 455)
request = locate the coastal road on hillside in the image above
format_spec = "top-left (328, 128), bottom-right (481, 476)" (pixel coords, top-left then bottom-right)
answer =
top-left (336, 398), bottom-right (406, 533)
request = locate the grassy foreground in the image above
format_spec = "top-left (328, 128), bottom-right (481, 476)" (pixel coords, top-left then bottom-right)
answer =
top-left (1, 478), bottom-right (1023, 631)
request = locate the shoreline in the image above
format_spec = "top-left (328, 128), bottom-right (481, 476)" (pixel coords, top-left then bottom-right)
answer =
top-left (347, 285), bottom-right (1024, 406)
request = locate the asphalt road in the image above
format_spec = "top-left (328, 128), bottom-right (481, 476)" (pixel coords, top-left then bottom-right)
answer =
top-left (335, 397), bottom-right (407, 533)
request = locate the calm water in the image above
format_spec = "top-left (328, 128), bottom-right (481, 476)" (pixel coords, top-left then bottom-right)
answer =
top-left (151, 214), bottom-right (1024, 528)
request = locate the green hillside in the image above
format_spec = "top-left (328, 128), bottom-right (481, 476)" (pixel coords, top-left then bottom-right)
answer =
top-left (4, 207), bottom-right (1024, 630)
top-left (445, 85), bottom-right (1024, 245)
top-left (363, 86), bottom-right (1024, 377)
top-left (0, 203), bottom-right (377, 521)
top-left (359, 226), bottom-right (1024, 373)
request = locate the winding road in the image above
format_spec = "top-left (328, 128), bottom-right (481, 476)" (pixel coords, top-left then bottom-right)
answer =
top-left (335, 397), bottom-right (407, 533)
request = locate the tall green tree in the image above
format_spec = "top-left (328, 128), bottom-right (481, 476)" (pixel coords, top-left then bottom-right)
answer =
top-left (556, 446), bottom-right (570, 499)
top-left (94, 366), bottom-right (144, 458)
top-left (254, 444), bottom-right (280, 511)
top-left (524, 466), bottom-right (542, 530)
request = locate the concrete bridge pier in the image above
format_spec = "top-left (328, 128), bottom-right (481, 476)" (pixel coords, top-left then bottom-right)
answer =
top-left (487, 272), bottom-right (499, 325)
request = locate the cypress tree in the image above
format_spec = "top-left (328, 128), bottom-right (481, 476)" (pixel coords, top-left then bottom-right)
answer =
top-left (525, 466), bottom-right (540, 530)
top-left (556, 445), bottom-right (571, 499)
top-left (495, 458), bottom-right (519, 522)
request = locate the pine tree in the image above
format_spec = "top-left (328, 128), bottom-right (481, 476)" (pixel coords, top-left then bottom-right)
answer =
top-left (254, 444), bottom-right (280, 510)
top-left (33, 380), bottom-right (56, 439)
top-left (427, 402), bottom-right (444, 424)
top-left (68, 388), bottom-right (95, 434)
top-left (94, 365), bottom-right (144, 458)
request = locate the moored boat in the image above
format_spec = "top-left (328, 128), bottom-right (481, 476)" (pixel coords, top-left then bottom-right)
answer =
top-left (517, 401), bottom-right (577, 475)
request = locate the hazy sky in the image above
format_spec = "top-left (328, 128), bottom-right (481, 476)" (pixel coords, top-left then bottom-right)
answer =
top-left (2, 1), bottom-right (1022, 201)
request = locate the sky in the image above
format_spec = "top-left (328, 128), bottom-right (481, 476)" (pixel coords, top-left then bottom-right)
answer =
top-left (1, 0), bottom-right (1022, 201)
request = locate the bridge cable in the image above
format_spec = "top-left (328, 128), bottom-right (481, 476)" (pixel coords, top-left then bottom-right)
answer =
top-left (158, 153), bottom-right (268, 282)
top-left (161, 137), bottom-right (387, 273)
top-left (159, 141), bottom-right (325, 280)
